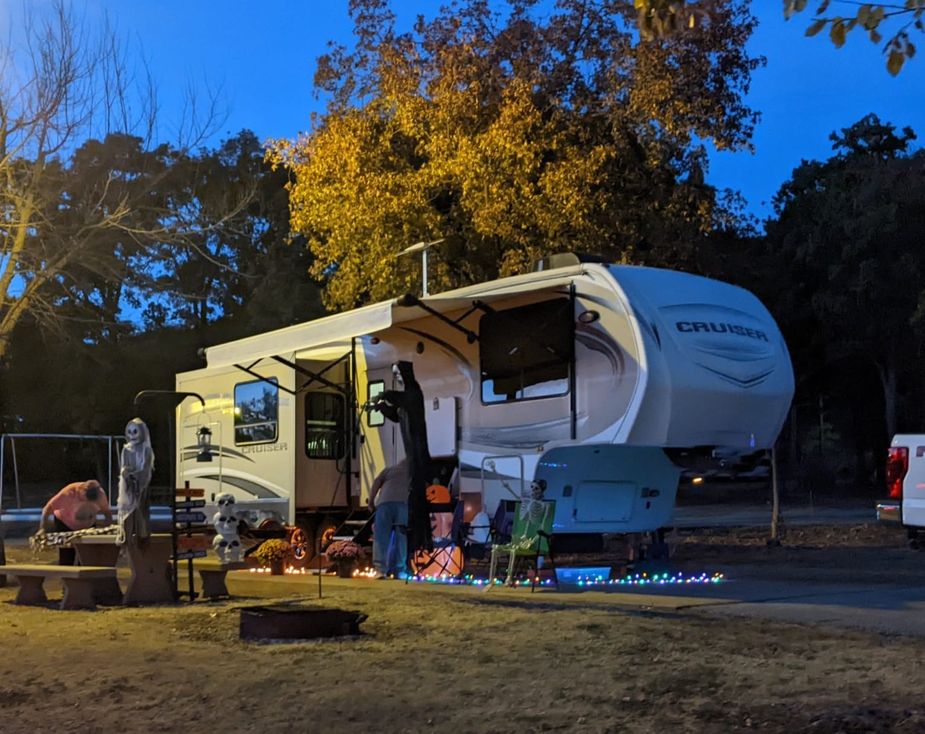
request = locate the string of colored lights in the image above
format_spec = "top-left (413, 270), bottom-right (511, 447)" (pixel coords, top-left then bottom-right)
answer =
top-left (245, 566), bottom-right (724, 587)
top-left (404, 570), bottom-right (724, 587)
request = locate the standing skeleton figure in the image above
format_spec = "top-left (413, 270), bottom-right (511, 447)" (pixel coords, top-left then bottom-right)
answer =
top-left (117, 418), bottom-right (155, 546)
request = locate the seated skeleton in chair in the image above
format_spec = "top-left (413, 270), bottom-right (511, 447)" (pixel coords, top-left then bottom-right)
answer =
top-left (487, 479), bottom-right (550, 587)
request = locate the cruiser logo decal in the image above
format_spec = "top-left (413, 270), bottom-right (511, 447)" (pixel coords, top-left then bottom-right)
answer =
top-left (676, 321), bottom-right (768, 342)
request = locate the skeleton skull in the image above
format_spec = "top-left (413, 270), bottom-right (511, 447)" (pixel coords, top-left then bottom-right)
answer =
top-left (125, 419), bottom-right (144, 444)
top-left (216, 493), bottom-right (235, 510)
top-left (212, 534), bottom-right (241, 560)
top-left (212, 511), bottom-right (237, 536)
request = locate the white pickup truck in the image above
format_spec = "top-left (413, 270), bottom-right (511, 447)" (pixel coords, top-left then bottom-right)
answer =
top-left (877, 435), bottom-right (925, 547)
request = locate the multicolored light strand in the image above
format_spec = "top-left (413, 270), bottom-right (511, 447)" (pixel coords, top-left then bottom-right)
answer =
top-left (404, 570), bottom-right (724, 588)
top-left (407, 573), bottom-right (556, 587)
top-left (574, 571), bottom-right (724, 588)
top-left (242, 566), bottom-right (724, 588)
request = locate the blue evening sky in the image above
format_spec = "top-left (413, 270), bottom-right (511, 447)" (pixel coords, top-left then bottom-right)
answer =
top-left (3, 1), bottom-right (923, 223)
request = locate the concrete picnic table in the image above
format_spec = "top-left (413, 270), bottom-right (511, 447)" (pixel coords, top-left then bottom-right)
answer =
top-left (70, 533), bottom-right (175, 605)
top-left (69, 535), bottom-right (123, 603)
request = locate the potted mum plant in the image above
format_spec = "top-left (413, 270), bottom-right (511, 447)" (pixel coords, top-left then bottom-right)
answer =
top-left (252, 539), bottom-right (292, 575)
top-left (325, 539), bottom-right (362, 578)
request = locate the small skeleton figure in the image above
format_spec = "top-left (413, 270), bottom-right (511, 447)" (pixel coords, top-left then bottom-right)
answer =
top-left (117, 418), bottom-right (154, 546)
top-left (212, 493), bottom-right (242, 563)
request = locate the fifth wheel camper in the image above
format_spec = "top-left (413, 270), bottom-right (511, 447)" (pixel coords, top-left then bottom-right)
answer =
top-left (175, 255), bottom-right (794, 553)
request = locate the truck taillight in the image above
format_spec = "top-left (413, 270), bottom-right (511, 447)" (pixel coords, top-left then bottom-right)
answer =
top-left (886, 446), bottom-right (909, 499)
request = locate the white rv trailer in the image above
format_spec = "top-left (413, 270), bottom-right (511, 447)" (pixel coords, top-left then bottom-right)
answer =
top-left (175, 257), bottom-right (794, 549)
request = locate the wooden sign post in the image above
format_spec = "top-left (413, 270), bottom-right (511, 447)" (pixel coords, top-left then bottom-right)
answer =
top-left (173, 482), bottom-right (209, 601)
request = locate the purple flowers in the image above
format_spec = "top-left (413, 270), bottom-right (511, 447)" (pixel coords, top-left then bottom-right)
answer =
top-left (325, 540), bottom-right (362, 560)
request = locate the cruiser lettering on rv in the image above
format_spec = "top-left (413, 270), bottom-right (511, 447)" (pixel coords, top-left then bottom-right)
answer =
top-left (675, 321), bottom-right (769, 341)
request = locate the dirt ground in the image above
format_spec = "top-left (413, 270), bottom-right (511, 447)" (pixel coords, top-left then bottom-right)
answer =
top-left (3, 523), bottom-right (925, 734)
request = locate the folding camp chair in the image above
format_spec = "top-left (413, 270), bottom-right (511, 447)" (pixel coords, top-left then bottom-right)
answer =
top-left (487, 500), bottom-right (555, 592)
top-left (412, 501), bottom-right (464, 577)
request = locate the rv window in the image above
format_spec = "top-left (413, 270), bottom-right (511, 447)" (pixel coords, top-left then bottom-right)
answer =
top-left (305, 392), bottom-right (345, 460)
top-left (234, 378), bottom-right (279, 444)
top-left (480, 299), bottom-right (572, 404)
top-left (367, 380), bottom-right (385, 427)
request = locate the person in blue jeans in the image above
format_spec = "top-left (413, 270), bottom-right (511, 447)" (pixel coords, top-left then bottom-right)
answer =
top-left (368, 458), bottom-right (410, 578)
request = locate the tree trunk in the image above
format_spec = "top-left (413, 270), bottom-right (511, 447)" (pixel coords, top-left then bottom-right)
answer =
top-left (769, 446), bottom-right (781, 545)
top-left (875, 352), bottom-right (898, 438)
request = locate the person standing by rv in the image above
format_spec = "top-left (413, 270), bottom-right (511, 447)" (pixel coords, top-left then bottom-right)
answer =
top-left (37, 480), bottom-right (113, 565)
top-left (368, 458), bottom-right (411, 578)
top-left (370, 361), bottom-right (433, 554)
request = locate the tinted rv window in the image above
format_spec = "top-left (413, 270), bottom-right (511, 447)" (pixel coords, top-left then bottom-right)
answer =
top-left (367, 380), bottom-right (385, 427)
top-left (234, 378), bottom-right (279, 444)
top-left (480, 299), bottom-right (572, 404)
top-left (305, 392), bottom-right (345, 460)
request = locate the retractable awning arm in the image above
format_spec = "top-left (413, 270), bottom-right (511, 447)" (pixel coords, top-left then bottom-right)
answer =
top-left (397, 293), bottom-right (492, 343)
top-left (271, 354), bottom-right (349, 396)
top-left (233, 361), bottom-right (297, 395)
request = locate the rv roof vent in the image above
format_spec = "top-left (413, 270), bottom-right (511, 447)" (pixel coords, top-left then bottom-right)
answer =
top-left (533, 252), bottom-right (608, 272)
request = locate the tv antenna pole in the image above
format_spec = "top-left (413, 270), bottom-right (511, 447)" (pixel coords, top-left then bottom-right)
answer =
top-left (398, 239), bottom-right (444, 297)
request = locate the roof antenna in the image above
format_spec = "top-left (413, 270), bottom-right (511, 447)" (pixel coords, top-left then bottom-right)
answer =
top-left (398, 239), bottom-right (444, 297)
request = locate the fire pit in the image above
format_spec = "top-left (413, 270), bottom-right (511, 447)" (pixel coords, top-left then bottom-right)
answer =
top-left (239, 605), bottom-right (367, 641)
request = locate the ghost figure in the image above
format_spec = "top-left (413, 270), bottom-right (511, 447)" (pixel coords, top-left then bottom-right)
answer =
top-left (211, 493), bottom-right (242, 563)
top-left (116, 418), bottom-right (155, 546)
top-left (371, 361), bottom-right (433, 553)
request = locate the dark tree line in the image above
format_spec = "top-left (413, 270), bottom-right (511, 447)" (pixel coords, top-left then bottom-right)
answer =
top-left (707, 114), bottom-right (925, 492)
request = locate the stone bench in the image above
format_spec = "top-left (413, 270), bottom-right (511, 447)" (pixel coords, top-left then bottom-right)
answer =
top-left (4, 564), bottom-right (119, 610)
top-left (195, 560), bottom-right (249, 599)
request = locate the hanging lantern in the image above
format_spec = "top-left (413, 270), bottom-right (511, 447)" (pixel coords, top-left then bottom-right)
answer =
top-left (196, 426), bottom-right (213, 462)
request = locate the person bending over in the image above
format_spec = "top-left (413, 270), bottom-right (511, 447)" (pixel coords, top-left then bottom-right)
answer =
top-left (38, 480), bottom-right (113, 565)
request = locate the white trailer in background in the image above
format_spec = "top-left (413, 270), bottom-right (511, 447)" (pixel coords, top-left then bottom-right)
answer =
top-left (175, 256), bottom-right (794, 551)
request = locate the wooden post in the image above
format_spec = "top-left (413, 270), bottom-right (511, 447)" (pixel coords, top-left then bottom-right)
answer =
top-left (769, 446), bottom-right (781, 546)
top-left (174, 482), bottom-right (206, 601)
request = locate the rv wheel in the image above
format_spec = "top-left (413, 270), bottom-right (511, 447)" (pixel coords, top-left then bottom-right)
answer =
top-left (288, 526), bottom-right (310, 566)
top-left (317, 518), bottom-right (338, 556)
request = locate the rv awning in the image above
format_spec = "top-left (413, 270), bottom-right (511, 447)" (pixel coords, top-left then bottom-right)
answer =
top-left (204, 300), bottom-right (396, 369)
top-left (203, 273), bottom-right (577, 370)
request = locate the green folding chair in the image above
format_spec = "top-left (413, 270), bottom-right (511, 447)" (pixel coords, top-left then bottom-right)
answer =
top-left (487, 500), bottom-right (555, 592)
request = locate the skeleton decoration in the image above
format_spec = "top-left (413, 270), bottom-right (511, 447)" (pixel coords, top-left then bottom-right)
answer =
top-left (518, 479), bottom-right (548, 528)
top-left (116, 418), bottom-right (155, 546)
top-left (486, 479), bottom-right (549, 587)
top-left (212, 493), bottom-right (242, 563)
